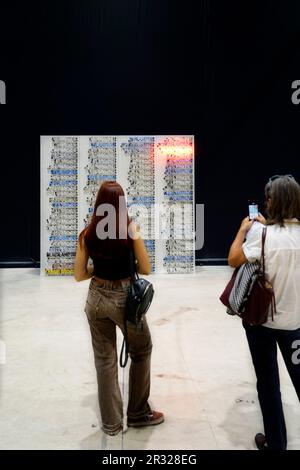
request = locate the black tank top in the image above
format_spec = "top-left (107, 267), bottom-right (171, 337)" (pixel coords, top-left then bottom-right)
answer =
top-left (91, 247), bottom-right (133, 280)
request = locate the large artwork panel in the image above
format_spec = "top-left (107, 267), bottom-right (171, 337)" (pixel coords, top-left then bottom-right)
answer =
top-left (41, 135), bottom-right (194, 275)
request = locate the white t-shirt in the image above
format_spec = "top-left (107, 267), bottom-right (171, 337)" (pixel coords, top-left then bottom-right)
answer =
top-left (242, 219), bottom-right (300, 330)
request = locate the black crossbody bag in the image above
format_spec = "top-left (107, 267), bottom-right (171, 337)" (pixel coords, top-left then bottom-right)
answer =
top-left (119, 251), bottom-right (154, 368)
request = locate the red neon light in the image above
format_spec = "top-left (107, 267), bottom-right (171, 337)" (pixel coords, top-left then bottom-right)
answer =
top-left (158, 145), bottom-right (193, 157)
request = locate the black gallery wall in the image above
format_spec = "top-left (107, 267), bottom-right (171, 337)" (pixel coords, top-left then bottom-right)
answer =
top-left (0, 0), bottom-right (299, 266)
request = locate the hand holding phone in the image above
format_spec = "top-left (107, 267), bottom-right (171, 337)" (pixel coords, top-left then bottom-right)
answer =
top-left (248, 201), bottom-right (259, 220)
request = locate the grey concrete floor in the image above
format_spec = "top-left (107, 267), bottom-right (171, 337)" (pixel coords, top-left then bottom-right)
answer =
top-left (0, 267), bottom-right (299, 450)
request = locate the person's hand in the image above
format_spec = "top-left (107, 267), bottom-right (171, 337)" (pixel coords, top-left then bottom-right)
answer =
top-left (239, 216), bottom-right (254, 234)
top-left (254, 213), bottom-right (267, 225)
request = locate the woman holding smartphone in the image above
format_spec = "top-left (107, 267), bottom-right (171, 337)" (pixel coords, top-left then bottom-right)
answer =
top-left (228, 175), bottom-right (300, 450)
top-left (74, 180), bottom-right (164, 436)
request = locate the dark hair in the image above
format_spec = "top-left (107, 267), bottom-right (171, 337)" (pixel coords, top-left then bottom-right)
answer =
top-left (79, 180), bottom-right (133, 257)
top-left (265, 176), bottom-right (300, 227)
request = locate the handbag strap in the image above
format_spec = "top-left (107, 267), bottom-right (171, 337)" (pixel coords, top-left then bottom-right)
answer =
top-left (129, 249), bottom-right (139, 280)
top-left (261, 225), bottom-right (276, 320)
top-left (120, 318), bottom-right (129, 368)
top-left (120, 249), bottom-right (138, 368)
top-left (261, 226), bottom-right (267, 277)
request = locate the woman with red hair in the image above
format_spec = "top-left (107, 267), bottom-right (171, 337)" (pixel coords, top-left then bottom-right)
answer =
top-left (74, 180), bottom-right (164, 436)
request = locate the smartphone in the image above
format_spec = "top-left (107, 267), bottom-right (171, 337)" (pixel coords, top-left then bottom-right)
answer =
top-left (248, 200), bottom-right (259, 220)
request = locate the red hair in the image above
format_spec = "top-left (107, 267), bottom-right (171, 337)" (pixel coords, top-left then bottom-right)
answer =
top-left (79, 180), bottom-right (133, 258)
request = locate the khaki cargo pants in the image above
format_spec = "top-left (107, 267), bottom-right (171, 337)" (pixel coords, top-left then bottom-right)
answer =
top-left (84, 276), bottom-right (153, 434)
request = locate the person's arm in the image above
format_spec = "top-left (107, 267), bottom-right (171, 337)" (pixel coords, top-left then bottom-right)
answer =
top-left (228, 217), bottom-right (254, 268)
top-left (255, 213), bottom-right (267, 225)
top-left (74, 234), bottom-right (94, 282)
top-left (131, 222), bottom-right (151, 275)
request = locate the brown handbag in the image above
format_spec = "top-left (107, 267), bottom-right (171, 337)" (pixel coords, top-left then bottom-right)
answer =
top-left (220, 227), bottom-right (276, 326)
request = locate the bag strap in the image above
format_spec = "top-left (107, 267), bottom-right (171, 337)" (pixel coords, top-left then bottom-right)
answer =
top-left (261, 226), bottom-right (267, 277)
top-left (120, 249), bottom-right (137, 368)
top-left (120, 317), bottom-right (129, 368)
top-left (129, 249), bottom-right (139, 280)
top-left (261, 226), bottom-right (276, 320)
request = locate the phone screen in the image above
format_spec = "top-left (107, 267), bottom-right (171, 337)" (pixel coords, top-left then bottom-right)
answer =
top-left (248, 202), bottom-right (259, 220)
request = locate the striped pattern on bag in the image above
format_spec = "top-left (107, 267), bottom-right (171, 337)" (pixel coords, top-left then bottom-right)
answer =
top-left (227, 261), bottom-right (261, 316)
